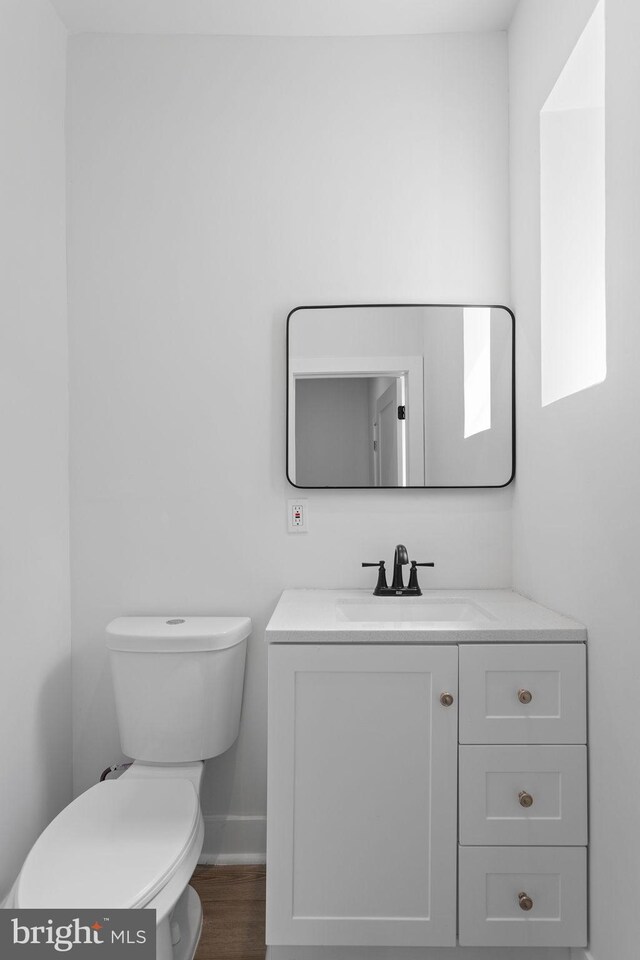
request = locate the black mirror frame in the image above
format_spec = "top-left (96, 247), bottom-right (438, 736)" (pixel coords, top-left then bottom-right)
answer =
top-left (286, 303), bottom-right (516, 490)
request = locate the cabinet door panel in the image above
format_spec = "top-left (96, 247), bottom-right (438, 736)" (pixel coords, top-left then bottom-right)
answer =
top-left (266, 644), bottom-right (458, 947)
top-left (459, 644), bottom-right (586, 744)
top-left (459, 745), bottom-right (588, 845)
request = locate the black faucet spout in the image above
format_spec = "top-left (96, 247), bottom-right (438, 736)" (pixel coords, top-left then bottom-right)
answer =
top-left (391, 544), bottom-right (409, 592)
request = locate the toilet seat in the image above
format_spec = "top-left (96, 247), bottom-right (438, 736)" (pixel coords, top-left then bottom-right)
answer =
top-left (16, 779), bottom-right (201, 909)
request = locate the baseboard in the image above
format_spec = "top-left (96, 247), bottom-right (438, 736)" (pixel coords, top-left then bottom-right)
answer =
top-left (200, 851), bottom-right (266, 865)
top-left (198, 814), bottom-right (266, 865)
top-left (267, 948), bottom-right (573, 960)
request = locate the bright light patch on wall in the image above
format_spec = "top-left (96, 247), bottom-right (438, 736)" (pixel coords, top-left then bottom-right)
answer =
top-left (540, 0), bottom-right (606, 407)
top-left (463, 307), bottom-right (491, 438)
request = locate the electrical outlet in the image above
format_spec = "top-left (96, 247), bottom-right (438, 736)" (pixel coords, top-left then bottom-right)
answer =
top-left (287, 499), bottom-right (309, 533)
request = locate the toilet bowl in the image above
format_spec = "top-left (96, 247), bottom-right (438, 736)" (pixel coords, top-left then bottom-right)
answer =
top-left (8, 616), bottom-right (251, 960)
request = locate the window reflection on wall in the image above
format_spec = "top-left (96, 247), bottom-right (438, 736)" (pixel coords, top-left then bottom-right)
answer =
top-left (540, 0), bottom-right (606, 407)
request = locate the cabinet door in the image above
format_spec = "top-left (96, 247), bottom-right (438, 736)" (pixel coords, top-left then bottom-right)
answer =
top-left (266, 643), bottom-right (458, 947)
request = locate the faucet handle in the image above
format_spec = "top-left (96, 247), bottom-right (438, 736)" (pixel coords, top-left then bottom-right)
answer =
top-left (407, 560), bottom-right (435, 594)
top-left (362, 561), bottom-right (388, 596)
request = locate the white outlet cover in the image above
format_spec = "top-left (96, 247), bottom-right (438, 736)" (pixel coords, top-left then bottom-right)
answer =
top-left (287, 499), bottom-right (309, 533)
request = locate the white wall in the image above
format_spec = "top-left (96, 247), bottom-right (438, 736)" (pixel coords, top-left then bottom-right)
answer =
top-left (67, 32), bottom-right (512, 856)
top-left (0, 0), bottom-right (70, 899)
top-left (509, 1), bottom-right (640, 957)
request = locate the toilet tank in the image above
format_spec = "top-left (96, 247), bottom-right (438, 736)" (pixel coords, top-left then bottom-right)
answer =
top-left (106, 616), bottom-right (251, 763)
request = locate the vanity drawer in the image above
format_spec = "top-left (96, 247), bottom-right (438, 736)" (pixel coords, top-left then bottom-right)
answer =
top-left (459, 644), bottom-right (586, 744)
top-left (459, 745), bottom-right (587, 845)
top-left (458, 845), bottom-right (587, 947)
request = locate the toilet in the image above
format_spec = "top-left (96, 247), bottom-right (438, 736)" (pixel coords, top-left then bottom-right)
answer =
top-left (6, 615), bottom-right (251, 960)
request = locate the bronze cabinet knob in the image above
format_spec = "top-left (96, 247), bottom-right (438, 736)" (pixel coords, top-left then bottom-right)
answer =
top-left (440, 692), bottom-right (454, 707)
top-left (518, 688), bottom-right (533, 704)
top-left (518, 790), bottom-right (534, 808)
top-left (518, 892), bottom-right (534, 911)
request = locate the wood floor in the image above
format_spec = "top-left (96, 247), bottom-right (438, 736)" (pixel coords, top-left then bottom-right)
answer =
top-left (190, 865), bottom-right (266, 960)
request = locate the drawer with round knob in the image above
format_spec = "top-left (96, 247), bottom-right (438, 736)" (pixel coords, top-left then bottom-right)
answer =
top-left (458, 643), bottom-right (586, 744)
top-left (459, 744), bottom-right (587, 845)
top-left (458, 845), bottom-right (587, 947)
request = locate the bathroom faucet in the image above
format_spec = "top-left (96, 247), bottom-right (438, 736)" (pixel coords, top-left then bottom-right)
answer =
top-left (362, 545), bottom-right (434, 597)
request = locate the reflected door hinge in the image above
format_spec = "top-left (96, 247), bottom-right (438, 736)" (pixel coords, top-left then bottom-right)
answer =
top-left (397, 405), bottom-right (406, 420)
top-left (373, 440), bottom-right (378, 451)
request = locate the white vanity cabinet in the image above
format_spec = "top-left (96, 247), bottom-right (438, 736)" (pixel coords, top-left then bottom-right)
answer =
top-left (266, 643), bottom-right (459, 946)
top-left (265, 589), bottom-right (589, 956)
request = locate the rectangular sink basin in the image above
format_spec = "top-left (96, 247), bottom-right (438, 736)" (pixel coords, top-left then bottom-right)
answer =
top-left (336, 598), bottom-right (493, 624)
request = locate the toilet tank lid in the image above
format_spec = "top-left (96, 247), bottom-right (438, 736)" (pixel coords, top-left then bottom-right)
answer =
top-left (106, 616), bottom-right (252, 652)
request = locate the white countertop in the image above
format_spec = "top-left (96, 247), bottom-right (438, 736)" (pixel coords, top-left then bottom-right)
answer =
top-left (265, 589), bottom-right (586, 643)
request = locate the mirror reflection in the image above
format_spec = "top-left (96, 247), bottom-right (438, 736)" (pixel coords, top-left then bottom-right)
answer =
top-left (288, 305), bottom-right (514, 488)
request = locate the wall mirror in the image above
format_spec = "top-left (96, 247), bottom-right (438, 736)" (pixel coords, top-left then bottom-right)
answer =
top-left (287, 304), bottom-right (514, 489)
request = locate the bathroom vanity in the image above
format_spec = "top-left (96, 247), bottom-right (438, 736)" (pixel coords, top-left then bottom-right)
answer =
top-left (265, 589), bottom-right (587, 957)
